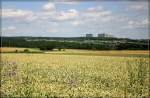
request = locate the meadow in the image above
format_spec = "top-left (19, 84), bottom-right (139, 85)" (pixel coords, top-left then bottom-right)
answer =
top-left (0, 49), bottom-right (150, 97)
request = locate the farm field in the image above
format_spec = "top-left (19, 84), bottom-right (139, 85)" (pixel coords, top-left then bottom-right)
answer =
top-left (0, 47), bottom-right (42, 53)
top-left (0, 49), bottom-right (150, 97)
top-left (1, 47), bottom-right (149, 57)
top-left (45, 49), bottom-right (150, 57)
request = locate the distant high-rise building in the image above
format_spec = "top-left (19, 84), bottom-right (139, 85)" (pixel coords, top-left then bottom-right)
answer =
top-left (86, 34), bottom-right (93, 37)
top-left (98, 33), bottom-right (113, 38)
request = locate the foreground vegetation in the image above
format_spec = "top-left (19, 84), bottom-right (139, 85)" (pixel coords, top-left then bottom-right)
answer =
top-left (1, 50), bottom-right (149, 97)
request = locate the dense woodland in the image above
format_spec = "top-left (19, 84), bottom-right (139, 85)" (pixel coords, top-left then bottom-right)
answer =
top-left (0, 37), bottom-right (149, 50)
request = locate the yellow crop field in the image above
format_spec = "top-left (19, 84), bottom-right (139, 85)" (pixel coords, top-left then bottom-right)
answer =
top-left (0, 47), bottom-right (41, 53)
top-left (45, 49), bottom-right (150, 57)
top-left (1, 51), bottom-right (149, 97)
top-left (0, 47), bottom-right (26, 52)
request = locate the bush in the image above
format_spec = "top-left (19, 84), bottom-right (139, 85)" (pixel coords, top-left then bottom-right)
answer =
top-left (58, 48), bottom-right (61, 51)
top-left (24, 49), bottom-right (30, 53)
top-left (15, 50), bottom-right (18, 53)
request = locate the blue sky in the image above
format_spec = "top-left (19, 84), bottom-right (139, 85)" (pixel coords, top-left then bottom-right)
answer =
top-left (2, 0), bottom-right (149, 39)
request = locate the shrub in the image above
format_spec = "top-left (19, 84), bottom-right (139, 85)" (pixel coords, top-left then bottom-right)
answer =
top-left (24, 49), bottom-right (30, 53)
top-left (15, 50), bottom-right (18, 53)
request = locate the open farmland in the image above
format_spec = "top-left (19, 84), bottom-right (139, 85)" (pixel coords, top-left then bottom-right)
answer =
top-left (1, 0), bottom-right (149, 97)
top-left (1, 50), bottom-right (149, 97)
top-left (0, 47), bottom-right (42, 53)
top-left (45, 49), bottom-right (150, 57)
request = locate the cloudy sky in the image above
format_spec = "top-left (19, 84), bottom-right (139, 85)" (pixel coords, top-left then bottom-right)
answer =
top-left (1, 0), bottom-right (149, 39)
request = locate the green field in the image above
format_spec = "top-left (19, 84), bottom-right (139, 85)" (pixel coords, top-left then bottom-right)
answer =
top-left (1, 49), bottom-right (149, 97)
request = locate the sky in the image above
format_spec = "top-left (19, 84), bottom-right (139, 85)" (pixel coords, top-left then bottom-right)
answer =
top-left (1, 0), bottom-right (149, 39)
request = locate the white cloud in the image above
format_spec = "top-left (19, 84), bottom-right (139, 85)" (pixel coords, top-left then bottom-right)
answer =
top-left (56, 1), bottom-right (79, 5)
top-left (25, 15), bottom-right (38, 22)
top-left (142, 18), bottom-right (149, 25)
top-left (2, 9), bottom-right (33, 18)
top-left (43, 2), bottom-right (55, 11)
top-left (2, 8), bottom-right (38, 23)
top-left (37, 11), bottom-right (56, 21)
top-left (127, 2), bottom-right (148, 11)
top-left (71, 20), bottom-right (83, 26)
top-left (2, 4), bottom-right (112, 26)
top-left (2, 26), bottom-right (16, 32)
top-left (130, 5), bottom-right (147, 11)
top-left (85, 6), bottom-right (111, 17)
top-left (28, 2), bottom-right (56, 21)
top-left (8, 26), bottom-right (16, 30)
top-left (86, 6), bottom-right (103, 12)
top-left (47, 27), bottom-right (58, 33)
top-left (124, 18), bottom-right (149, 29)
top-left (56, 9), bottom-right (78, 21)
top-left (80, 6), bottom-right (113, 23)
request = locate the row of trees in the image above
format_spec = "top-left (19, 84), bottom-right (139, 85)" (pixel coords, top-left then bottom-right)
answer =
top-left (1, 37), bottom-right (149, 50)
top-left (1, 41), bottom-right (148, 51)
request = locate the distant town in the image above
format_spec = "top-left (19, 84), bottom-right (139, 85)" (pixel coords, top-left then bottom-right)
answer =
top-left (86, 33), bottom-right (114, 38)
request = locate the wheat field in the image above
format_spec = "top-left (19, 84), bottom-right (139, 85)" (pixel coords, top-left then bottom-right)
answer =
top-left (1, 51), bottom-right (149, 97)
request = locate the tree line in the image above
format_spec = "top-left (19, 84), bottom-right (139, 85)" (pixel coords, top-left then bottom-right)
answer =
top-left (0, 37), bottom-right (149, 50)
